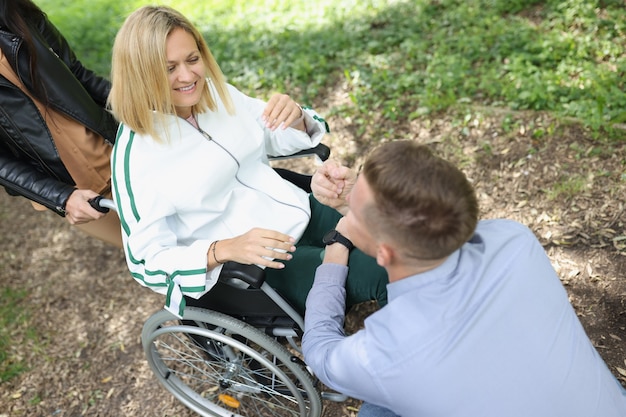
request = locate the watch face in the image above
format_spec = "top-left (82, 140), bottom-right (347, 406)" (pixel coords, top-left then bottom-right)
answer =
top-left (322, 229), bottom-right (353, 250)
top-left (322, 230), bottom-right (337, 245)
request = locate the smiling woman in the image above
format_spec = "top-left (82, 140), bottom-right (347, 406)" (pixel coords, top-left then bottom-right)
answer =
top-left (107, 5), bottom-right (388, 318)
top-left (108, 5), bottom-right (236, 144)
top-left (166, 28), bottom-right (207, 119)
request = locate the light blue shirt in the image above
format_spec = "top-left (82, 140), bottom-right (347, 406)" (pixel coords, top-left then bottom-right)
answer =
top-left (303, 219), bottom-right (626, 417)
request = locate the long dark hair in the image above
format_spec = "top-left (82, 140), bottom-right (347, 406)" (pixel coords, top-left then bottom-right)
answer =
top-left (0, 0), bottom-right (47, 100)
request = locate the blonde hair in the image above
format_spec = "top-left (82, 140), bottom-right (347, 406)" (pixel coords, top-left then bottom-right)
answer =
top-left (108, 5), bottom-right (234, 141)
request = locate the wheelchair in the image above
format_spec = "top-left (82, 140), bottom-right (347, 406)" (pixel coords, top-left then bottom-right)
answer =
top-left (95, 143), bottom-right (349, 417)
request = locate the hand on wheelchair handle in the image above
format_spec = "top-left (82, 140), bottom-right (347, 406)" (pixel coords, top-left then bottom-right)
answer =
top-left (65, 190), bottom-right (108, 224)
top-left (88, 195), bottom-right (110, 213)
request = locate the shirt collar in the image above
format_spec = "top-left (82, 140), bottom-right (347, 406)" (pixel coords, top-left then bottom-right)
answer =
top-left (386, 249), bottom-right (462, 301)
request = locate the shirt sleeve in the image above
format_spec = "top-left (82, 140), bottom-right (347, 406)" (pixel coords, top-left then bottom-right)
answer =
top-left (303, 263), bottom-right (390, 404)
top-left (111, 125), bottom-right (220, 318)
top-left (225, 84), bottom-right (326, 158)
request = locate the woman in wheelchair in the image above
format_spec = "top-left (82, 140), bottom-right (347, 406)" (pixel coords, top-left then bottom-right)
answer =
top-left (108, 5), bottom-right (388, 318)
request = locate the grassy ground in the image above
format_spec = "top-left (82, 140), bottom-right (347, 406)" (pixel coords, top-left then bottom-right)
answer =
top-left (1, 103), bottom-right (624, 417)
top-left (1, 0), bottom-right (625, 414)
top-left (38, 0), bottom-right (626, 136)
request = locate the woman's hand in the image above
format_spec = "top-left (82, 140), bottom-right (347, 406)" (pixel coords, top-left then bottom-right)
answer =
top-left (262, 93), bottom-right (305, 131)
top-left (64, 189), bottom-right (107, 224)
top-left (311, 160), bottom-right (356, 215)
top-left (211, 228), bottom-right (296, 269)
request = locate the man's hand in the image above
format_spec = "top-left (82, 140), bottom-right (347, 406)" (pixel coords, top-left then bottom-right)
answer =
top-left (65, 189), bottom-right (106, 224)
top-left (311, 160), bottom-right (356, 215)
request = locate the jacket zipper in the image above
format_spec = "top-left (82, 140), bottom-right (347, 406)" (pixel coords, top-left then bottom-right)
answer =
top-left (0, 176), bottom-right (67, 214)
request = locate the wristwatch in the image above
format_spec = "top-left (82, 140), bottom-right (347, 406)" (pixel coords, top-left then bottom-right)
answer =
top-left (322, 229), bottom-right (354, 251)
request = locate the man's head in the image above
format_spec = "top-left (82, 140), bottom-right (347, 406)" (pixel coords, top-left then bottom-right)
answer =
top-left (343, 140), bottom-right (478, 266)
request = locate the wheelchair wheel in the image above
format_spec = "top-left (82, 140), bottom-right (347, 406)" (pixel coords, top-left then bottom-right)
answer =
top-left (141, 307), bottom-right (323, 417)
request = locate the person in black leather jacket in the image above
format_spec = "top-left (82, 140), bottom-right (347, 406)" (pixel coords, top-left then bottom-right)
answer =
top-left (0, 0), bottom-right (121, 246)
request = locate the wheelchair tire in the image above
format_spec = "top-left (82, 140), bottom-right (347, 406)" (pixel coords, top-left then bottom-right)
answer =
top-left (141, 307), bottom-right (323, 417)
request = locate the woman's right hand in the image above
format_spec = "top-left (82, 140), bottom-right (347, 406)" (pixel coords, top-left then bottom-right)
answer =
top-left (211, 228), bottom-right (296, 269)
top-left (64, 189), bottom-right (107, 224)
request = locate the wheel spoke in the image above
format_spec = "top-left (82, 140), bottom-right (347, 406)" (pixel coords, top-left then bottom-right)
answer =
top-left (141, 307), bottom-right (322, 417)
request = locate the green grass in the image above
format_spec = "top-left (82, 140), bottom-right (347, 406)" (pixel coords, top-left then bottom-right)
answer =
top-left (0, 287), bottom-right (35, 382)
top-left (37, 0), bottom-right (626, 139)
top-left (545, 174), bottom-right (589, 200)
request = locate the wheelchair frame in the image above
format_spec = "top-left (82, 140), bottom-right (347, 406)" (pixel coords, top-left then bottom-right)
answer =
top-left (97, 144), bottom-right (349, 417)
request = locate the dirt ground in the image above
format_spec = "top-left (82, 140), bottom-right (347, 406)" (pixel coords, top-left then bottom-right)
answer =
top-left (0, 103), bottom-right (625, 416)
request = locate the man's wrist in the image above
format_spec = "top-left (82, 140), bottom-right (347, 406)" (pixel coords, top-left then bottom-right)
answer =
top-left (322, 242), bottom-right (350, 265)
top-left (322, 229), bottom-right (354, 251)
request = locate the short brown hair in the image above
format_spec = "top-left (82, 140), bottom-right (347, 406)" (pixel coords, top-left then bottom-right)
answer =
top-left (361, 140), bottom-right (478, 260)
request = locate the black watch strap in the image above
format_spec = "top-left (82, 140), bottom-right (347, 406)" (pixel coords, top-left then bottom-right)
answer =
top-left (322, 229), bottom-right (354, 251)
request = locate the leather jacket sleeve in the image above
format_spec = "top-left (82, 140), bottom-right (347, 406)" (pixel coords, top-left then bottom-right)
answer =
top-left (0, 151), bottom-right (74, 215)
top-left (0, 74), bottom-right (77, 217)
top-left (0, 14), bottom-right (114, 217)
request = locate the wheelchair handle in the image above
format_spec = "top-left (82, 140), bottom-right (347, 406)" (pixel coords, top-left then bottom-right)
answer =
top-left (269, 142), bottom-right (330, 163)
top-left (88, 196), bottom-right (117, 213)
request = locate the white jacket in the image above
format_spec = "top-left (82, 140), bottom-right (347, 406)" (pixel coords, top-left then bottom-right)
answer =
top-left (111, 84), bottom-right (326, 316)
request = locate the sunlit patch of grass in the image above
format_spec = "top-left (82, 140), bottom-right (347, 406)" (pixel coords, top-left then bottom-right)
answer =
top-left (38, 0), bottom-right (626, 141)
top-left (545, 175), bottom-right (588, 201)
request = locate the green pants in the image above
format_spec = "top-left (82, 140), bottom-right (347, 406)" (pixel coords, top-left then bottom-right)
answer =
top-left (265, 195), bottom-right (388, 314)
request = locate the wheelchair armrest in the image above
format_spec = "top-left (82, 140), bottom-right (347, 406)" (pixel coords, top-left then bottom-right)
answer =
top-left (218, 261), bottom-right (265, 289)
top-left (269, 143), bottom-right (330, 163)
